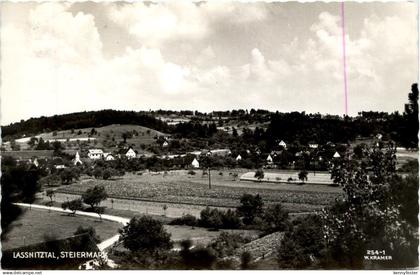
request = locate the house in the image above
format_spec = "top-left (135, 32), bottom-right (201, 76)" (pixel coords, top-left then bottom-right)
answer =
top-left (333, 152), bottom-right (341, 158)
top-left (73, 152), bottom-right (83, 165)
top-left (54, 164), bottom-right (66, 169)
top-left (103, 153), bottom-right (115, 161)
top-left (88, 149), bottom-right (104, 160)
top-left (309, 143), bottom-right (319, 149)
top-left (209, 149), bottom-right (232, 157)
top-left (376, 133), bottom-right (383, 140)
top-left (266, 154), bottom-right (273, 164)
top-left (162, 141), bottom-right (169, 147)
top-left (191, 158), bottom-right (200, 168)
top-left (236, 154), bottom-right (242, 161)
top-left (33, 158), bottom-right (39, 167)
top-left (125, 147), bottom-right (137, 159)
top-left (278, 140), bottom-right (287, 148)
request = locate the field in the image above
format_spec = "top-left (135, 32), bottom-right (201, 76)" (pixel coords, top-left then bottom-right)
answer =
top-left (9, 124), bottom-right (167, 151)
top-left (2, 208), bottom-right (121, 250)
top-left (56, 169), bottom-right (343, 214)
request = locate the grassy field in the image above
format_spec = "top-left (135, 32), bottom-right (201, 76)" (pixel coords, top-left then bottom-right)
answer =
top-left (56, 170), bottom-right (343, 213)
top-left (11, 124), bottom-right (167, 151)
top-left (2, 208), bottom-right (121, 250)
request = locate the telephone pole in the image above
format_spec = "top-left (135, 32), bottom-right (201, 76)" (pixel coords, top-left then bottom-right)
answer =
top-left (208, 167), bottom-right (211, 189)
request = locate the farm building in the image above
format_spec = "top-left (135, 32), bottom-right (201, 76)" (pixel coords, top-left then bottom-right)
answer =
top-left (266, 155), bottom-right (273, 164)
top-left (191, 158), bottom-right (200, 168)
top-left (236, 154), bottom-right (242, 161)
top-left (210, 149), bottom-right (232, 156)
top-left (33, 158), bottom-right (39, 167)
top-left (278, 140), bottom-right (287, 148)
top-left (162, 141), bottom-right (169, 147)
top-left (309, 143), bottom-right (319, 149)
top-left (103, 153), bottom-right (115, 161)
top-left (125, 147), bottom-right (137, 159)
top-left (333, 152), bottom-right (341, 158)
top-left (87, 149), bottom-right (104, 160)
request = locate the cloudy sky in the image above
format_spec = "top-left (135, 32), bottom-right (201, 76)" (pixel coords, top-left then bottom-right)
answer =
top-left (1, 1), bottom-right (417, 125)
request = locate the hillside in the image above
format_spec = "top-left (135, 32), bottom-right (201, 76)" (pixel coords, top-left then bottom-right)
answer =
top-left (3, 124), bottom-right (168, 152)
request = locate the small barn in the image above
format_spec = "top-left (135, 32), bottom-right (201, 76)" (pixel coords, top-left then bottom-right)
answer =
top-left (191, 158), bottom-right (200, 168)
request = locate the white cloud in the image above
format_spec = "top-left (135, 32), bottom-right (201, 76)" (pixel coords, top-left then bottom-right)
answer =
top-left (1, 3), bottom-right (417, 124)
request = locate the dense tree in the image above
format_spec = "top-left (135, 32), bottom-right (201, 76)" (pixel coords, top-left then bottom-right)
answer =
top-left (237, 194), bottom-right (264, 225)
top-left (322, 143), bottom-right (418, 268)
top-left (82, 185), bottom-right (108, 209)
top-left (120, 216), bottom-right (172, 253)
top-left (262, 204), bottom-right (290, 234)
top-left (254, 169), bottom-right (264, 181)
top-left (62, 198), bottom-right (83, 215)
top-left (1, 157), bottom-right (41, 239)
top-left (74, 226), bottom-right (101, 243)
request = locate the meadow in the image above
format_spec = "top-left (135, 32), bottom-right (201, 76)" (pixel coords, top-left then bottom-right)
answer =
top-left (56, 170), bottom-right (343, 213)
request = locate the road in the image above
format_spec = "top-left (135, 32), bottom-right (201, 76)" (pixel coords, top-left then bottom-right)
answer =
top-left (15, 203), bottom-right (127, 269)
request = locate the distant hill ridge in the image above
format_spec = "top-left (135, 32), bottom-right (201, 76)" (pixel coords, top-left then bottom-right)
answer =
top-left (2, 110), bottom-right (170, 139)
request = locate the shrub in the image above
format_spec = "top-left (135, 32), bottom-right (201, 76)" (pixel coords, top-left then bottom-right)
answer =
top-left (209, 232), bottom-right (250, 258)
top-left (199, 207), bottom-right (222, 229)
top-left (220, 209), bottom-right (242, 229)
top-left (254, 169), bottom-right (264, 181)
top-left (181, 246), bottom-right (217, 269)
top-left (188, 170), bottom-right (196, 175)
top-left (119, 216), bottom-right (173, 253)
top-left (102, 169), bottom-right (112, 180)
top-left (261, 204), bottom-right (290, 234)
top-left (237, 194), bottom-right (264, 225)
top-left (74, 226), bottom-right (101, 243)
top-left (169, 214), bottom-right (198, 226)
top-left (240, 251), bottom-right (253, 269)
top-left (61, 198), bottom-right (83, 215)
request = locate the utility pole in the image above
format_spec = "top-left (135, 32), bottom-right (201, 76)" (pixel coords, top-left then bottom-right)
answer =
top-left (208, 167), bottom-right (211, 189)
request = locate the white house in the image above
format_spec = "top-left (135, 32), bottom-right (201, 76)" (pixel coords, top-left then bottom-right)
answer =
top-left (162, 141), bottom-right (169, 147)
top-left (279, 140), bottom-right (287, 148)
top-left (333, 152), bottom-right (341, 158)
top-left (125, 148), bottom-right (137, 159)
top-left (54, 164), bottom-right (66, 169)
top-left (309, 143), bottom-right (319, 149)
top-left (191, 158), bottom-right (200, 168)
top-left (266, 154), bottom-right (273, 164)
top-left (210, 149), bottom-right (232, 156)
top-left (103, 153), bottom-right (115, 161)
top-left (88, 149), bottom-right (104, 160)
top-left (73, 152), bottom-right (83, 165)
top-left (236, 154), bottom-right (242, 161)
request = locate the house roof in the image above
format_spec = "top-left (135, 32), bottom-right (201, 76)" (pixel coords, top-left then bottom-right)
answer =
top-left (88, 149), bottom-right (103, 154)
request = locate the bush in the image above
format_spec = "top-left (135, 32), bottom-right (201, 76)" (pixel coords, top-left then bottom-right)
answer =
top-left (119, 216), bottom-right (173, 253)
top-left (169, 214), bottom-right (198, 226)
top-left (102, 169), bottom-right (112, 180)
top-left (188, 170), bottom-right (196, 175)
top-left (261, 204), bottom-right (290, 234)
top-left (209, 232), bottom-right (250, 258)
top-left (237, 194), bottom-right (264, 225)
top-left (74, 226), bottom-right (101, 243)
top-left (240, 251), bottom-right (253, 269)
top-left (199, 207), bottom-right (222, 229)
top-left (181, 246), bottom-right (217, 269)
top-left (220, 209), bottom-right (242, 229)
